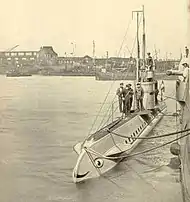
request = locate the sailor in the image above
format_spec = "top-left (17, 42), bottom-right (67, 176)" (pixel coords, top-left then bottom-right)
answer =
top-left (135, 83), bottom-right (144, 111)
top-left (185, 46), bottom-right (189, 58)
top-left (123, 84), bottom-right (131, 116)
top-left (155, 80), bottom-right (159, 105)
top-left (182, 62), bottom-right (190, 82)
top-left (128, 84), bottom-right (134, 111)
top-left (160, 80), bottom-right (165, 101)
top-left (116, 83), bottom-right (124, 113)
top-left (146, 52), bottom-right (153, 71)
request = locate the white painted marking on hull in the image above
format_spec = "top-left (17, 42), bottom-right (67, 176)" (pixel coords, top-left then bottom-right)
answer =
top-left (73, 106), bottom-right (167, 183)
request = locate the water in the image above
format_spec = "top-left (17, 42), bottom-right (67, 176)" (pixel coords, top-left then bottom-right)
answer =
top-left (0, 75), bottom-right (182, 202)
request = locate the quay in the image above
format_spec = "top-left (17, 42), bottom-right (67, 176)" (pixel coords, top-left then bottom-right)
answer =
top-left (0, 46), bottom-right (180, 79)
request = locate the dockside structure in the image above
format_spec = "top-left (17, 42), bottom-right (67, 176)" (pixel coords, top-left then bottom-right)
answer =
top-left (0, 46), bottom-right (179, 73)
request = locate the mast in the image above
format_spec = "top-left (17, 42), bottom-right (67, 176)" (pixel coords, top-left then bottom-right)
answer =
top-left (137, 12), bottom-right (140, 81)
top-left (93, 40), bottom-right (95, 66)
top-left (106, 51), bottom-right (108, 68)
top-left (132, 7), bottom-right (143, 82)
top-left (154, 45), bottom-right (158, 60)
top-left (142, 5), bottom-right (146, 69)
top-left (92, 40), bottom-right (96, 74)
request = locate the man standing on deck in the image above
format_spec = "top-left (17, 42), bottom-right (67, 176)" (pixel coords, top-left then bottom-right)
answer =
top-left (155, 80), bottom-right (159, 105)
top-left (185, 46), bottom-right (189, 58)
top-left (116, 83), bottom-right (124, 113)
top-left (123, 84), bottom-right (131, 116)
top-left (135, 83), bottom-right (144, 111)
top-left (182, 62), bottom-right (190, 82)
top-left (160, 80), bottom-right (165, 101)
top-left (128, 84), bottom-right (134, 111)
top-left (146, 52), bottom-right (153, 71)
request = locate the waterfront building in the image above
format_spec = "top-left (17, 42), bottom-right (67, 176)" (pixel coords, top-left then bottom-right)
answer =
top-left (38, 46), bottom-right (58, 66)
top-left (0, 45), bottom-right (179, 74)
top-left (0, 46), bottom-right (58, 67)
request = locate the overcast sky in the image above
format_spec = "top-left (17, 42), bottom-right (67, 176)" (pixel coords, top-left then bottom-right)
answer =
top-left (0, 0), bottom-right (188, 59)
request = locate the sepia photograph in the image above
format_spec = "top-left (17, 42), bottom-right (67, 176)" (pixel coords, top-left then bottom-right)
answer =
top-left (0, 0), bottom-right (190, 201)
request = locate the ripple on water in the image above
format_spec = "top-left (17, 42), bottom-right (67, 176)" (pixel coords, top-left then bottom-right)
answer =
top-left (0, 77), bottom-right (182, 202)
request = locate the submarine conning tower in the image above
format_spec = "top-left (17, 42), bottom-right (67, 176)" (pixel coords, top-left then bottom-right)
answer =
top-left (139, 61), bottom-right (158, 110)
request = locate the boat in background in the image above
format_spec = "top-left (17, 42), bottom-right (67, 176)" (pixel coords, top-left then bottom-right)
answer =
top-left (6, 70), bottom-right (32, 77)
top-left (6, 64), bottom-right (32, 77)
top-left (39, 69), bottom-right (95, 76)
top-left (95, 70), bottom-right (177, 81)
top-left (72, 6), bottom-right (167, 183)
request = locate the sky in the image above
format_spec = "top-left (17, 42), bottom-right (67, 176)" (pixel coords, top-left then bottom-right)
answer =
top-left (0, 0), bottom-right (189, 59)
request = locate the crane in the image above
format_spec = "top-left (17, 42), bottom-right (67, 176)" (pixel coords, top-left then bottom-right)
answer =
top-left (5, 45), bottom-right (19, 52)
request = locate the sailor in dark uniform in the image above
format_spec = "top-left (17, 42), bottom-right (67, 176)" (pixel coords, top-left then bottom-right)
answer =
top-left (123, 84), bottom-right (131, 116)
top-left (146, 52), bottom-right (153, 71)
top-left (128, 84), bottom-right (134, 111)
top-left (116, 83), bottom-right (124, 113)
top-left (185, 46), bottom-right (189, 58)
top-left (135, 83), bottom-right (144, 111)
top-left (155, 80), bottom-right (159, 105)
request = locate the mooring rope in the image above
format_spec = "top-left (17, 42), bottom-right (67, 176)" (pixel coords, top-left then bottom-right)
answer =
top-left (86, 14), bottom-right (144, 139)
top-left (86, 19), bottom-right (133, 138)
top-left (107, 128), bottom-right (190, 140)
top-left (84, 131), bottom-right (190, 161)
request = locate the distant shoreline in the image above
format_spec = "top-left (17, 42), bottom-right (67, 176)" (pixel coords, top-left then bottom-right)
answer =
top-left (0, 73), bottom-right (177, 80)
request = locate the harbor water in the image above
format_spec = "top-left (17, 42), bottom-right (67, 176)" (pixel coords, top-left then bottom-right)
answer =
top-left (0, 75), bottom-right (182, 202)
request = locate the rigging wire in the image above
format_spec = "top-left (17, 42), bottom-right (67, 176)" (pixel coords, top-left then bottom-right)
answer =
top-left (84, 131), bottom-right (190, 160)
top-left (107, 128), bottom-right (190, 140)
top-left (94, 82), bottom-right (174, 129)
top-left (87, 132), bottom-right (159, 197)
top-left (109, 131), bottom-right (159, 194)
top-left (117, 20), bottom-right (132, 57)
top-left (99, 78), bottom-right (171, 133)
top-left (86, 147), bottom-right (159, 201)
top-left (85, 19), bottom-right (133, 140)
top-left (96, 64), bottom-right (136, 131)
top-left (104, 102), bottom-right (120, 126)
top-left (87, 13), bottom-right (144, 138)
top-left (96, 14), bottom-right (143, 131)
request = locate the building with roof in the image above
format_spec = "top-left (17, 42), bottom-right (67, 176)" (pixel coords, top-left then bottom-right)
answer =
top-left (0, 45), bottom-right (179, 74)
top-left (0, 46), bottom-right (58, 67)
top-left (38, 46), bottom-right (58, 66)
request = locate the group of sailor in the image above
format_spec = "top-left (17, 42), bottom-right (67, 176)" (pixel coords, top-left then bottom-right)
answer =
top-left (116, 52), bottom-right (167, 116)
top-left (116, 47), bottom-right (190, 116)
top-left (116, 52), bottom-right (154, 116)
top-left (116, 82), bottom-right (144, 116)
top-left (116, 80), bottom-right (165, 116)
